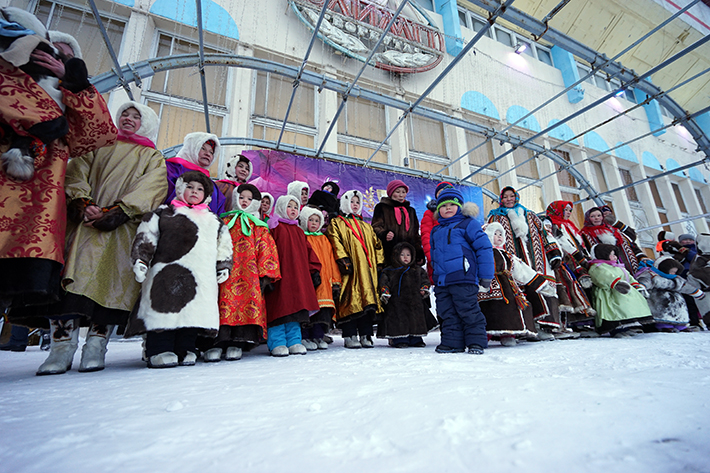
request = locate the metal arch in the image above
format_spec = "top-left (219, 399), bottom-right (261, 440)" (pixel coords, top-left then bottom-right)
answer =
top-left (90, 53), bottom-right (600, 201)
top-left (466, 0), bottom-right (710, 160)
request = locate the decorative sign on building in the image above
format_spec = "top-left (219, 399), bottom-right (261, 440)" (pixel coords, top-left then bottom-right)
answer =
top-left (289, 0), bottom-right (445, 73)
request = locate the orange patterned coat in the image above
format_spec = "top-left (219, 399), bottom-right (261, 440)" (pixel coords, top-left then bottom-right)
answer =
top-left (0, 59), bottom-right (117, 264)
top-left (218, 217), bottom-right (280, 337)
top-left (305, 233), bottom-right (341, 310)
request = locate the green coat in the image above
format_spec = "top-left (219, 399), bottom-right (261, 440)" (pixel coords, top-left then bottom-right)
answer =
top-left (588, 262), bottom-right (651, 327)
top-left (62, 141), bottom-right (168, 311)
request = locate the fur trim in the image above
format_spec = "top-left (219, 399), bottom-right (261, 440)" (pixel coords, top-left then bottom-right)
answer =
top-left (1, 148), bottom-right (34, 181)
top-left (298, 206), bottom-right (323, 232)
top-left (115, 101), bottom-right (160, 144)
top-left (47, 30), bottom-right (81, 58)
top-left (597, 230), bottom-right (618, 246)
top-left (507, 207), bottom-right (529, 239)
top-left (2, 7), bottom-right (47, 37)
top-left (261, 192), bottom-right (274, 214)
top-left (287, 180), bottom-right (309, 201)
top-left (462, 202), bottom-right (479, 218)
top-left (340, 190), bottom-right (362, 216)
top-left (36, 76), bottom-right (63, 111)
top-left (483, 222), bottom-right (505, 246)
top-left (175, 132), bottom-right (221, 168)
top-left (274, 194), bottom-right (300, 220)
top-left (221, 154), bottom-right (252, 181)
top-left (232, 183), bottom-right (261, 214)
top-left (696, 234), bottom-right (710, 255)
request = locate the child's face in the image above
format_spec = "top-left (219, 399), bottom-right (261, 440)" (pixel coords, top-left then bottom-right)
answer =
top-left (238, 190), bottom-right (253, 210)
top-left (197, 142), bottom-right (215, 168)
top-left (286, 200), bottom-right (299, 220)
top-left (668, 267), bottom-right (678, 275)
top-left (391, 186), bottom-right (407, 203)
top-left (439, 202), bottom-right (458, 219)
top-left (608, 250), bottom-right (618, 263)
top-left (260, 197), bottom-right (271, 213)
top-left (118, 107), bottom-right (141, 135)
top-left (184, 181), bottom-right (205, 206)
top-left (399, 248), bottom-right (412, 265)
top-left (350, 195), bottom-right (361, 214)
top-left (323, 184), bottom-right (333, 193)
top-left (493, 230), bottom-right (505, 247)
top-left (235, 161), bottom-right (250, 181)
top-left (307, 214), bottom-right (322, 232)
top-left (300, 188), bottom-right (309, 205)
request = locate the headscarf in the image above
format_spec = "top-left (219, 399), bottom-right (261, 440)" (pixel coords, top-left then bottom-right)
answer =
top-left (339, 190), bottom-right (363, 216)
top-left (546, 200), bottom-right (581, 237)
top-left (220, 154), bottom-right (253, 183)
top-left (298, 206), bottom-right (323, 234)
top-left (221, 184), bottom-right (266, 236)
top-left (581, 207), bottom-right (625, 246)
top-left (287, 181), bottom-right (309, 203)
top-left (483, 222), bottom-right (506, 249)
top-left (487, 186), bottom-right (529, 218)
top-left (115, 101), bottom-right (160, 147)
top-left (268, 195), bottom-right (300, 230)
top-left (171, 132), bottom-right (221, 176)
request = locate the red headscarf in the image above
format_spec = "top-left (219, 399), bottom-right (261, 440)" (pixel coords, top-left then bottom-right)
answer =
top-left (546, 201), bottom-right (581, 237)
top-left (580, 207), bottom-right (625, 246)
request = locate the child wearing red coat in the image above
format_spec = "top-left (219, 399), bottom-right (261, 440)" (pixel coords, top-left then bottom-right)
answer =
top-left (265, 195), bottom-right (321, 356)
top-left (421, 182), bottom-right (455, 283)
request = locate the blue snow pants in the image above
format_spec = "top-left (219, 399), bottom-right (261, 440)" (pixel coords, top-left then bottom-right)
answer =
top-left (434, 283), bottom-right (488, 349)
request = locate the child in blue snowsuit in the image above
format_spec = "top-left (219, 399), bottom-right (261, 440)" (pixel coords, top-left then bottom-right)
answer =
top-left (430, 188), bottom-right (494, 354)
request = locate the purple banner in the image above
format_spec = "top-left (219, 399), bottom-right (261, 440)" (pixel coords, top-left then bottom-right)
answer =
top-left (243, 150), bottom-right (483, 222)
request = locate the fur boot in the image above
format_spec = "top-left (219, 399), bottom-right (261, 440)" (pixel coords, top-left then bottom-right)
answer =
top-left (225, 346), bottom-right (242, 361)
top-left (78, 324), bottom-right (114, 372)
top-left (36, 319), bottom-right (80, 376)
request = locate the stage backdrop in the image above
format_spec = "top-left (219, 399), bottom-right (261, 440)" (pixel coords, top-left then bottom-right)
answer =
top-left (243, 150), bottom-right (484, 222)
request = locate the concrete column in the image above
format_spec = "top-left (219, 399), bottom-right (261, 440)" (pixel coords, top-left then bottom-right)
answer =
top-left (494, 142), bottom-right (518, 190)
top-left (575, 149), bottom-right (598, 214)
top-left (388, 97), bottom-right (408, 167)
top-left (434, 0), bottom-right (464, 56)
top-left (550, 46), bottom-right (584, 104)
top-left (600, 155), bottom-right (634, 228)
top-left (634, 77), bottom-right (666, 137)
top-left (448, 110), bottom-right (471, 180)
top-left (656, 176), bottom-right (684, 235)
top-left (540, 140), bottom-right (561, 204)
top-left (316, 65), bottom-right (339, 155)
top-left (679, 178), bottom-right (710, 234)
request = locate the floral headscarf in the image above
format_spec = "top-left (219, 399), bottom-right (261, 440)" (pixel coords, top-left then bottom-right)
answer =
top-left (546, 201), bottom-right (581, 237)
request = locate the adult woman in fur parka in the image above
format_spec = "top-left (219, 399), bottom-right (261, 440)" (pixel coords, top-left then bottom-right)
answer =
top-left (126, 171), bottom-right (233, 368)
top-left (581, 207), bottom-right (649, 275)
top-left (372, 179), bottom-right (424, 267)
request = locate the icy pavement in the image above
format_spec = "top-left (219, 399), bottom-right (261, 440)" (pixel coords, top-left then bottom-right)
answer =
top-left (1, 332), bottom-right (709, 473)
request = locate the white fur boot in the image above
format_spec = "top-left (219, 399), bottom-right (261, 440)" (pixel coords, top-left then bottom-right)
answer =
top-left (1, 149), bottom-right (34, 182)
top-left (36, 319), bottom-right (80, 376)
top-left (79, 324), bottom-right (114, 372)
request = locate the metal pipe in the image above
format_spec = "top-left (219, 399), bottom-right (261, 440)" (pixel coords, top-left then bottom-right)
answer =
top-left (364, 0), bottom-right (517, 166)
top-left (195, 0), bottom-right (210, 133)
top-left (87, 0), bottom-right (133, 100)
top-left (276, 0), bottom-right (330, 147)
top-left (442, 0), bottom-right (702, 175)
top-left (315, 0), bottom-right (410, 157)
top-left (636, 213), bottom-right (710, 233)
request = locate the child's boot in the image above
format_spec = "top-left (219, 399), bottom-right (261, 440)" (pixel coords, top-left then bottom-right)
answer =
top-left (148, 352), bottom-right (178, 368)
top-left (225, 346), bottom-right (242, 360)
top-left (179, 352), bottom-right (197, 366)
top-left (344, 335), bottom-right (362, 349)
top-left (359, 335), bottom-right (374, 348)
top-left (314, 338), bottom-right (328, 349)
top-left (270, 345), bottom-right (289, 357)
top-left (79, 324), bottom-right (114, 372)
top-left (288, 343), bottom-right (307, 355)
top-left (203, 347), bottom-right (222, 362)
top-left (37, 319), bottom-right (80, 376)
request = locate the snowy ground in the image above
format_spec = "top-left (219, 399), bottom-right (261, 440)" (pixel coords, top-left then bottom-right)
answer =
top-left (1, 331), bottom-right (709, 473)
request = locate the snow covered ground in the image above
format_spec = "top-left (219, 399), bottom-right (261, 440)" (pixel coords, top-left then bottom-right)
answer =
top-left (1, 331), bottom-right (709, 473)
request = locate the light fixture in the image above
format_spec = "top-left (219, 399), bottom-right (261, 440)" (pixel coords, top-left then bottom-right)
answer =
top-left (514, 42), bottom-right (527, 54)
top-left (614, 89), bottom-right (625, 98)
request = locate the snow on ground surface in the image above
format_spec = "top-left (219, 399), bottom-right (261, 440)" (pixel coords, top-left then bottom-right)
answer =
top-left (1, 331), bottom-right (710, 473)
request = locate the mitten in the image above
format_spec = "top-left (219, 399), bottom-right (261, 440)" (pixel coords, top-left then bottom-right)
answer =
top-left (380, 293), bottom-right (391, 304)
top-left (578, 274), bottom-right (593, 289)
top-left (61, 58), bottom-right (91, 93)
top-left (538, 281), bottom-right (557, 298)
top-left (311, 271), bottom-right (321, 288)
top-left (478, 278), bottom-right (491, 293)
top-left (216, 269), bottom-right (229, 284)
top-left (614, 280), bottom-right (631, 294)
top-left (420, 286), bottom-right (430, 298)
top-left (336, 258), bottom-right (353, 275)
top-left (90, 205), bottom-right (130, 231)
top-left (67, 197), bottom-right (94, 224)
top-left (332, 284), bottom-right (341, 303)
top-left (637, 286), bottom-right (649, 298)
top-left (133, 260), bottom-right (148, 283)
top-left (549, 255), bottom-right (562, 271)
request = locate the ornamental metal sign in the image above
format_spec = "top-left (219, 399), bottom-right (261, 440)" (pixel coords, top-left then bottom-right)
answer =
top-left (289, 0), bottom-right (445, 73)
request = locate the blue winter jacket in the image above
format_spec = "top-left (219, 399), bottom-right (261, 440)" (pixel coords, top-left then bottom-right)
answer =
top-left (429, 211), bottom-right (494, 287)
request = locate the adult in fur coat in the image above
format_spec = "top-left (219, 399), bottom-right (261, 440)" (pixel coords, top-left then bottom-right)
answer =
top-left (685, 233), bottom-right (710, 328)
top-left (165, 132), bottom-right (226, 215)
top-left (326, 190), bottom-right (384, 348)
top-left (581, 207), bottom-right (649, 275)
top-left (265, 195), bottom-right (321, 356)
top-left (479, 222), bottom-right (556, 346)
top-left (126, 172), bottom-right (233, 368)
top-left (371, 179), bottom-right (424, 266)
top-left (0, 20), bottom-right (116, 311)
top-left (216, 154), bottom-right (253, 212)
top-left (206, 183), bottom-right (280, 361)
top-left (486, 187), bottom-right (562, 336)
top-left (376, 242), bottom-right (433, 347)
top-left (636, 256), bottom-right (704, 332)
top-left (588, 244), bottom-right (652, 336)
top-left (33, 101), bottom-right (164, 376)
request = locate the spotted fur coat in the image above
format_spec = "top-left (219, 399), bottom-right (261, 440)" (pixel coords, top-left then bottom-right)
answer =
top-left (125, 204), bottom-right (233, 337)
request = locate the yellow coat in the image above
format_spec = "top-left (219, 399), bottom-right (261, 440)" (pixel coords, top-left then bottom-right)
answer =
top-left (326, 215), bottom-right (384, 320)
top-left (62, 141), bottom-right (168, 311)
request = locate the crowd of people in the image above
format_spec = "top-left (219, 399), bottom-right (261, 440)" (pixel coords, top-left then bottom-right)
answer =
top-left (1, 8), bottom-right (709, 375)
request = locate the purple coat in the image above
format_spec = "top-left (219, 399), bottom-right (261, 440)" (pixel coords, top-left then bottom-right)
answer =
top-left (165, 160), bottom-right (226, 215)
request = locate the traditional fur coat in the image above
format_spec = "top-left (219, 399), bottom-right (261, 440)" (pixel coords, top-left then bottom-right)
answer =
top-left (126, 201), bottom-right (233, 337)
top-left (326, 190), bottom-right (384, 321)
top-left (371, 196), bottom-right (424, 266)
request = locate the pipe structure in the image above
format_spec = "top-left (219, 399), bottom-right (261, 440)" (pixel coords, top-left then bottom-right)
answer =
top-left (195, 0), bottom-right (211, 133)
top-left (315, 0), bottom-right (410, 157)
top-left (276, 0), bottom-right (330, 148)
top-left (636, 212), bottom-right (710, 233)
top-left (363, 0), bottom-right (517, 167)
top-left (437, 0), bottom-right (702, 176)
top-left (466, 0), bottom-right (710, 160)
top-left (87, 0), bottom-right (133, 100)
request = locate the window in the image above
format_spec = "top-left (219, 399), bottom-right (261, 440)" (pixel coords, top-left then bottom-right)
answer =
top-left (337, 96), bottom-right (389, 164)
top-left (591, 161), bottom-right (609, 192)
top-left (513, 147), bottom-right (538, 179)
top-left (649, 180), bottom-right (665, 209)
top-left (464, 131), bottom-right (494, 168)
top-left (619, 169), bottom-right (639, 202)
top-left (554, 149), bottom-right (576, 188)
top-left (34, 0), bottom-right (126, 77)
top-left (625, 88), bottom-right (637, 104)
top-left (672, 183), bottom-right (688, 213)
top-left (408, 115), bottom-right (447, 158)
top-left (145, 33), bottom-right (230, 150)
top-left (560, 191), bottom-right (584, 226)
top-left (695, 189), bottom-right (708, 214)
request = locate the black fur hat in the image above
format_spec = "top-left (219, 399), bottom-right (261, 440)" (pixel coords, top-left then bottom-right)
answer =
top-left (321, 181), bottom-right (340, 196)
top-left (237, 183), bottom-right (261, 202)
top-left (591, 244), bottom-right (617, 261)
top-left (656, 256), bottom-right (683, 275)
top-left (176, 171), bottom-right (213, 201)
